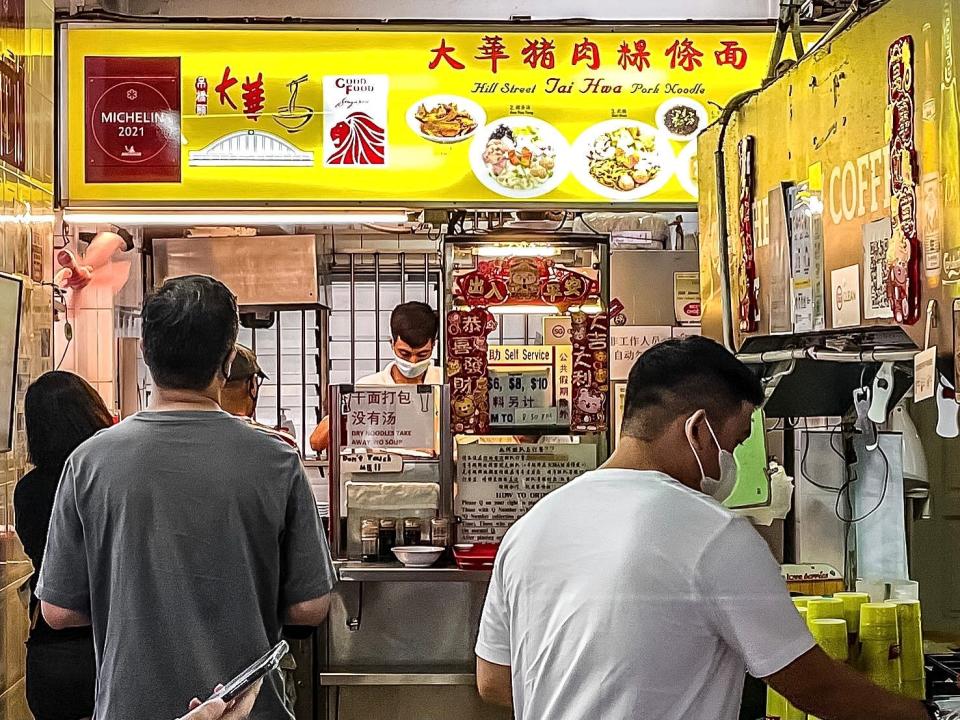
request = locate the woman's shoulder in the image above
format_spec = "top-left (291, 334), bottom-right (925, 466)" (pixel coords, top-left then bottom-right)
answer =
top-left (13, 467), bottom-right (58, 507)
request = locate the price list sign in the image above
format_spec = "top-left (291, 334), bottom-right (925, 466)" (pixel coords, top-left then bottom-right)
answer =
top-left (457, 443), bottom-right (597, 542)
top-left (489, 369), bottom-right (553, 425)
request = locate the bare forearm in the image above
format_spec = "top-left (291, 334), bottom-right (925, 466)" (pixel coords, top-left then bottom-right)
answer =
top-left (779, 657), bottom-right (927, 720)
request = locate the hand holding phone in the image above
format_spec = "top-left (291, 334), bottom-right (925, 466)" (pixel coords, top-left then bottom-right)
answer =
top-left (211, 640), bottom-right (289, 703)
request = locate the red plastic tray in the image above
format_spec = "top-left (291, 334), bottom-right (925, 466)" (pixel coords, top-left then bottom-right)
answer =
top-left (453, 542), bottom-right (499, 571)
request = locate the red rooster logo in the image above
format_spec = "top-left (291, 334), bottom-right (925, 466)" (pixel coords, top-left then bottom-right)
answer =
top-left (327, 112), bottom-right (386, 165)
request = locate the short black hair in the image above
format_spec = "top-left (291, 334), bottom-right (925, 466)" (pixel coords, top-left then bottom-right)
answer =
top-left (25, 371), bottom-right (112, 472)
top-left (142, 275), bottom-right (239, 391)
top-left (390, 301), bottom-right (439, 348)
top-left (622, 336), bottom-right (764, 440)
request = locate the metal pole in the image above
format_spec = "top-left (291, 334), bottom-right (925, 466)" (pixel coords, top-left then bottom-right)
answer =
top-left (301, 309), bottom-right (307, 455)
top-left (276, 312), bottom-right (282, 424)
top-left (400, 252), bottom-right (406, 304)
top-left (349, 254), bottom-right (356, 384)
top-left (374, 253), bottom-right (381, 369)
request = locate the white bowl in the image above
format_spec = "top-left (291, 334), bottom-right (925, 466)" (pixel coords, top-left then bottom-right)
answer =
top-left (392, 546), bottom-right (445, 568)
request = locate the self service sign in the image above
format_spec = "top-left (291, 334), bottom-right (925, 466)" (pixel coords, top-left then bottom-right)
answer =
top-left (63, 25), bottom-right (811, 207)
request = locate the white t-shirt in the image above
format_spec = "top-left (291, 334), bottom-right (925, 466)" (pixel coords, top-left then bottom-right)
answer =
top-left (476, 469), bottom-right (815, 720)
top-left (356, 362), bottom-right (443, 385)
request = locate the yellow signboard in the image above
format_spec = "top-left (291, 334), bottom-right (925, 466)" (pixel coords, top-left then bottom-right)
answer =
top-left (64, 26), bottom-right (801, 207)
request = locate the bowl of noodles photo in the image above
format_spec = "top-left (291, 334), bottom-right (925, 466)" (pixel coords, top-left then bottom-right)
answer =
top-left (469, 117), bottom-right (570, 199)
top-left (571, 120), bottom-right (674, 201)
top-left (406, 95), bottom-right (486, 144)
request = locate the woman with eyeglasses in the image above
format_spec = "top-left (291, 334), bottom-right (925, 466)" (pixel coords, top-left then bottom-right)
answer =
top-left (15, 371), bottom-right (112, 720)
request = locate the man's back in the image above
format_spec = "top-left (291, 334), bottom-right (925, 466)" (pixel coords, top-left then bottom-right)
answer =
top-left (38, 410), bottom-right (336, 720)
top-left (476, 468), bottom-right (812, 720)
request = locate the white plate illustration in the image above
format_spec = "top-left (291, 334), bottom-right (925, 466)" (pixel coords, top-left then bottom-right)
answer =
top-left (676, 141), bottom-right (699, 199)
top-left (655, 97), bottom-right (709, 141)
top-left (406, 95), bottom-right (487, 144)
top-left (469, 117), bottom-right (570, 199)
top-left (571, 120), bottom-right (674, 201)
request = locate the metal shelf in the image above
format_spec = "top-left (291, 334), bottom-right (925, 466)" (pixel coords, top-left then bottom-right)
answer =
top-left (336, 561), bottom-right (491, 583)
top-left (319, 665), bottom-right (476, 686)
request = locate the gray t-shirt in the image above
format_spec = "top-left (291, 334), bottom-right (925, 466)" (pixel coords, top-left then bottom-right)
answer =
top-left (36, 410), bottom-right (337, 720)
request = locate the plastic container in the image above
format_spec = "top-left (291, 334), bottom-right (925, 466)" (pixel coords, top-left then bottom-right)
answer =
top-left (858, 602), bottom-right (902, 692)
top-left (810, 619), bottom-right (849, 662)
top-left (453, 543), bottom-right (499, 570)
top-left (892, 599), bottom-right (924, 692)
top-left (806, 598), bottom-right (845, 627)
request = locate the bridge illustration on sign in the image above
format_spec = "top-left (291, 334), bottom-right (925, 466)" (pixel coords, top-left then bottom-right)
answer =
top-left (188, 129), bottom-right (314, 167)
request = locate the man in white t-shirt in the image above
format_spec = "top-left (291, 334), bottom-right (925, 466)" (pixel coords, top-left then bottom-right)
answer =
top-left (309, 302), bottom-right (441, 453)
top-left (475, 336), bottom-right (935, 720)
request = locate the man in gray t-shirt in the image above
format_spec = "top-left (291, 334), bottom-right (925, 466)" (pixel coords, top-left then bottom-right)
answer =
top-left (37, 275), bottom-right (336, 720)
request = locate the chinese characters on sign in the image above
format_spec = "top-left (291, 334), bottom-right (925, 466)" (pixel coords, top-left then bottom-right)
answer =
top-left (446, 308), bottom-right (497, 434)
top-left (344, 388), bottom-right (435, 450)
top-left (570, 310), bottom-right (609, 432)
top-left (609, 326), bottom-right (672, 381)
top-left (428, 35), bottom-right (747, 74)
top-left (457, 443), bottom-right (597, 542)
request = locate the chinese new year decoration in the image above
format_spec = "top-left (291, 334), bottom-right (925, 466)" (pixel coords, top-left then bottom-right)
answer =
top-left (448, 255), bottom-right (608, 434)
top-left (737, 135), bottom-right (759, 333)
top-left (886, 35), bottom-right (921, 325)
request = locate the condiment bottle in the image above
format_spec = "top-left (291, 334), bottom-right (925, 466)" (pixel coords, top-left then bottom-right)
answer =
top-left (403, 517), bottom-right (422, 546)
top-left (378, 518), bottom-right (398, 561)
top-left (360, 519), bottom-right (379, 563)
top-left (430, 517), bottom-right (451, 548)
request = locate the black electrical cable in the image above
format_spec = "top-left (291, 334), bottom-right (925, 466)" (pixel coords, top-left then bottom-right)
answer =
top-left (835, 442), bottom-right (890, 524)
top-left (799, 419), bottom-right (845, 492)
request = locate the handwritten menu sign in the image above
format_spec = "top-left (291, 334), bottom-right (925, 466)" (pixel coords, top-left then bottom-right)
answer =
top-left (344, 387), bottom-right (435, 450)
top-left (457, 443), bottom-right (597, 542)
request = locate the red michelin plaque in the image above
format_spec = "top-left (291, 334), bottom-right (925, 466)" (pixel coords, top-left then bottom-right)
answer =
top-left (84, 57), bottom-right (181, 183)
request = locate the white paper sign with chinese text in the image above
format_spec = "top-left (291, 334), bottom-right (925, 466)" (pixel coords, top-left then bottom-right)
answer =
top-left (610, 326), bottom-right (672, 381)
top-left (344, 387), bottom-right (434, 450)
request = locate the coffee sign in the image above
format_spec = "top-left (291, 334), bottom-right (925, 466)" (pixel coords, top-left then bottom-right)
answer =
top-left (84, 57), bottom-right (182, 183)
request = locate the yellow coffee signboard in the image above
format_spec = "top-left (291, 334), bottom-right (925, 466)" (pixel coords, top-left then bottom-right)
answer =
top-left (64, 26), bottom-right (798, 207)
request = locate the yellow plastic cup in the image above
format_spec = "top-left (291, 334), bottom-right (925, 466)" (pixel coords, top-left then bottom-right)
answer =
top-left (797, 607), bottom-right (809, 622)
top-left (859, 603), bottom-right (902, 692)
top-left (810, 618), bottom-right (849, 662)
top-left (806, 598), bottom-right (845, 626)
top-left (785, 702), bottom-right (807, 720)
top-left (859, 602), bottom-right (900, 640)
top-left (792, 595), bottom-right (822, 609)
top-left (766, 685), bottom-right (787, 719)
top-left (893, 600), bottom-right (924, 682)
top-left (900, 678), bottom-right (926, 700)
top-left (833, 592), bottom-right (870, 634)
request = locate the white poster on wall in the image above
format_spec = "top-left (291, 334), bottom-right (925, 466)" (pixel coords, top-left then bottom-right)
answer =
top-left (830, 265), bottom-right (861, 328)
top-left (610, 326), bottom-right (672, 381)
top-left (0, 274), bottom-right (22, 453)
top-left (457, 443), bottom-right (597, 542)
top-left (344, 387), bottom-right (434, 450)
top-left (862, 218), bottom-right (894, 320)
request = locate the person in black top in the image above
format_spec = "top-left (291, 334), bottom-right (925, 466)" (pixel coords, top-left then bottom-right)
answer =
top-left (15, 371), bottom-right (112, 720)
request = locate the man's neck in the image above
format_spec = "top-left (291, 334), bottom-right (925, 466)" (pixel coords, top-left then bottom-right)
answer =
top-left (602, 438), bottom-right (698, 491)
top-left (149, 385), bottom-right (222, 412)
top-left (389, 363), bottom-right (425, 385)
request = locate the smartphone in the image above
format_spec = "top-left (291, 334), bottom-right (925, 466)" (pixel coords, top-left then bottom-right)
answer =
top-left (212, 640), bottom-right (289, 703)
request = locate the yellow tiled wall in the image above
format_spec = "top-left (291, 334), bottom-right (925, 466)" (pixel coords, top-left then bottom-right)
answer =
top-left (0, 0), bottom-right (56, 717)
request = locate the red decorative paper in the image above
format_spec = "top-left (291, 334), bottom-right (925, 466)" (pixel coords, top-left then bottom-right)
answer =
top-left (446, 308), bottom-right (496, 434)
top-left (570, 311), bottom-right (610, 432)
top-left (886, 35), bottom-right (921, 325)
top-left (737, 135), bottom-right (759, 333)
top-left (454, 257), bottom-right (598, 311)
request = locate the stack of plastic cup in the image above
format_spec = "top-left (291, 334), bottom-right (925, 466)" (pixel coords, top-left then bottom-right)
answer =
top-left (808, 619), bottom-right (850, 720)
top-left (766, 685), bottom-right (786, 719)
top-left (806, 598), bottom-right (846, 628)
top-left (797, 607), bottom-right (809, 624)
top-left (858, 602), bottom-right (902, 693)
top-left (834, 591), bottom-right (871, 664)
top-left (792, 596), bottom-right (822, 610)
top-left (893, 600), bottom-right (924, 699)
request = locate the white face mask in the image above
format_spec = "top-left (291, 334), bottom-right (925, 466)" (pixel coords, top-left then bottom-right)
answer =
top-left (687, 413), bottom-right (738, 503)
top-left (394, 355), bottom-right (433, 379)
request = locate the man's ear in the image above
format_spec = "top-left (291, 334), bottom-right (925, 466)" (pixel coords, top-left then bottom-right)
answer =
top-left (222, 348), bottom-right (238, 379)
top-left (249, 377), bottom-right (259, 399)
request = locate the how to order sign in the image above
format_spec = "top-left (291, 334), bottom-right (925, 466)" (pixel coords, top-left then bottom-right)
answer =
top-left (457, 443), bottom-right (597, 542)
